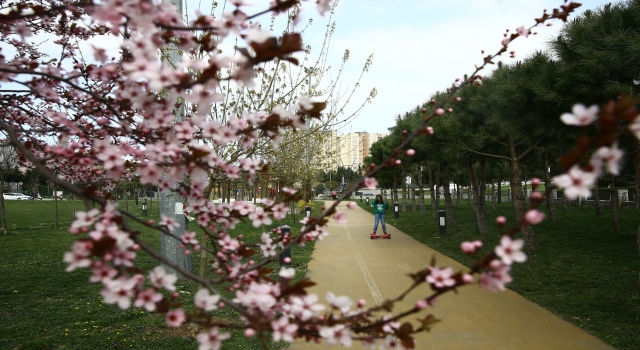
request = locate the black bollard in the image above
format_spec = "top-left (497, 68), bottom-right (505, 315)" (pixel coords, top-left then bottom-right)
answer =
top-left (142, 198), bottom-right (148, 216)
top-left (305, 205), bottom-right (311, 218)
top-left (366, 197), bottom-right (369, 205)
top-left (438, 210), bottom-right (446, 237)
top-left (279, 225), bottom-right (291, 266)
top-left (394, 202), bottom-right (399, 218)
top-left (360, 195), bottom-right (362, 203)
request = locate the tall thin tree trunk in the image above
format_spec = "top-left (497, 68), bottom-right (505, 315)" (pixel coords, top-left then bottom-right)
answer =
top-left (497, 178), bottom-right (502, 204)
top-left (428, 161), bottom-right (437, 219)
top-left (479, 158), bottom-right (488, 222)
top-left (636, 224), bottom-right (640, 288)
top-left (610, 175), bottom-right (620, 233)
top-left (491, 178), bottom-right (497, 211)
top-left (455, 179), bottom-right (460, 208)
top-left (509, 138), bottom-right (538, 251)
top-left (124, 185), bottom-right (129, 213)
top-left (443, 164), bottom-right (456, 226)
top-left (417, 165), bottom-right (426, 216)
top-left (401, 167), bottom-right (407, 212)
top-left (593, 182), bottom-right (603, 215)
top-left (544, 152), bottom-right (557, 220)
top-left (54, 184), bottom-right (59, 230)
top-left (1, 173), bottom-right (6, 233)
top-left (410, 165), bottom-right (416, 212)
top-left (468, 159), bottom-right (489, 236)
top-left (634, 139), bottom-right (640, 210)
top-left (436, 163), bottom-right (441, 207)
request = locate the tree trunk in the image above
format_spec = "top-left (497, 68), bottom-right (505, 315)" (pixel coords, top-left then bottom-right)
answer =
top-left (479, 158), bottom-right (488, 221)
top-left (468, 159), bottom-right (489, 236)
top-left (124, 185), bottom-right (129, 213)
top-left (411, 165), bottom-right (416, 213)
top-left (561, 196), bottom-right (569, 212)
top-left (0, 173), bottom-right (6, 233)
top-left (455, 180), bottom-right (460, 208)
top-left (54, 184), bottom-right (59, 230)
top-left (401, 167), bottom-right (407, 212)
top-left (497, 178), bottom-right (502, 204)
top-left (428, 161), bottom-right (437, 219)
top-left (610, 175), bottom-right (620, 233)
top-left (417, 165), bottom-right (426, 216)
top-left (637, 224), bottom-right (640, 288)
top-left (634, 138), bottom-right (640, 210)
top-left (443, 164), bottom-right (456, 226)
top-left (509, 139), bottom-right (538, 251)
top-left (593, 182), bottom-right (603, 215)
top-left (436, 163), bottom-right (441, 207)
top-left (544, 152), bottom-right (557, 221)
top-left (491, 178), bottom-right (497, 211)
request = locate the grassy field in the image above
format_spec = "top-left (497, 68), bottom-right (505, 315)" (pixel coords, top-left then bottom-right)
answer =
top-left (0, 199), bottom-right (319, 350)
top-left (359, 199), bottom-right (640, 350)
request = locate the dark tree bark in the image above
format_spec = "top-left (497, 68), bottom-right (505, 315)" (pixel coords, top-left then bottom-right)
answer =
top-left (435, 163), bottom-right (441, 207)
top-left (610, 175), bottom-right (620, 233)
top-left (428, 161), bottom-right (437, 219)
top-left (593, 182), bottom-right (603, 215)
top-left (491, 178), bottom-right (497, 211)
top-left (401, 167), bottom-right (407, 212)
top-left (417, 164), bottom-right (426, 216)
top-left (468, 158), bottom-right (489, 236)
top-left (544, 152), bottom-right (557, 221)
top-left (634, 138), bottom-right (640, 210)
top-left (443, 164), bottom-right (456, 227)
top-left (0, 173), bottom-right (6, 233)
top-left (510, 155), bottom-right (538, 252)
top-left (411, 165), bottom-right (417, 213)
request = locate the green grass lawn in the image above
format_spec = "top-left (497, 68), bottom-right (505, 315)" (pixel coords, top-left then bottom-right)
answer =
top-left (0, 199), bottom-right (319, 350)
top-left (359, 199), bottom-right (640, 350)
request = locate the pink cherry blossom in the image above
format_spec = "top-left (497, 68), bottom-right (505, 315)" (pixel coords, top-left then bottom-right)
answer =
top-left (347, 202), bottom-right (357, 209)
top-left (100, 277), bottom-right (137, 309)
top-left (317, 0), bottom-right (333, 16)
top-left (149, 266), bottom-right (177, 291)
top-left (196, 327), bottom-right (231, 350)
top-left (134, 288), bottom-right (163, 311)
top-left (279, 267), bottom-right (295, 279)
top-left (552, 165), bottom-right (597, 199)
top-left (319, 324), bottom-right (352, 346)
top-left (249, 207), bottom-right (272, 227)
top-left (495, 216), bottom-right (507, 225)
top-left (593, 142), bottom-right (624, 175)
top-left (426, 267), bottom-right (455, 288)
top-left (479, 265), bottom-right (512, 292)
top-left (333, 211), bottom-right (347, 225)
top-left (194, 288), bottom-right (220, 311)
top-left (326, 291), bottom-right (353, 313)
top-left (460, 241), bottom-right (478, 255)
top-left (271, 316), bottom-right (298, 342)
top-left (159, 214), bottom-right (179, 231)
top-left (287, 294), bottom-right (325, 321)
top-left (629, 114), bottom-right (640, 140)
top-left (524, 209), bottom-right (546, 225)
top-left (166, 308), bottom-right (186, 328)
top-left (560, 103), bottom-right (599, 126)
top-left (363, 177), bottom-right (378, 190)
top-left (495, 236), bottom-right (527, 265)
top-left (516, 25), bottom-right (530, 37)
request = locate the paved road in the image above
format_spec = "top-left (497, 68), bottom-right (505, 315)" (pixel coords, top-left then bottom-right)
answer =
top-left (289, 201), bottom-right (613, 350)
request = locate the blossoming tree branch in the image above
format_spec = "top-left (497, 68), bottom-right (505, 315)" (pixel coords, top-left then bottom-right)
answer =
top-left (2, 0), bottom-right (638, 348)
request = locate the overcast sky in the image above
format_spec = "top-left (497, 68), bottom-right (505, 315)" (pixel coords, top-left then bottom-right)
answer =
top-left (299, 0), bottom-right (615, 134)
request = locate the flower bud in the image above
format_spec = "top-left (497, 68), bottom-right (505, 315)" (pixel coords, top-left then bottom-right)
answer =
top-left (495, 216), bottom-right (507, 225)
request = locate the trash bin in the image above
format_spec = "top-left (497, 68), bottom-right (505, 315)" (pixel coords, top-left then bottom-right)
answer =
top-left (279, 225), bottom-right (291, 266)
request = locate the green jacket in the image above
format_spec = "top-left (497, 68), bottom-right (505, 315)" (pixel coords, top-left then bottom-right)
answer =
top-left (372, 198), bottom-right (388, 214)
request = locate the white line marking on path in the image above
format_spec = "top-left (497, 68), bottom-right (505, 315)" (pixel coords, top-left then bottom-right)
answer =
top-left (396, 263), bottom-right (411, 271)
top-left (344, 225), bottom-right (384, 306)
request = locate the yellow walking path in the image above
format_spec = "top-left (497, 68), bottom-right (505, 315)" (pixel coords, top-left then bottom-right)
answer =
top-left (289, 202), bottom-right (612, 350)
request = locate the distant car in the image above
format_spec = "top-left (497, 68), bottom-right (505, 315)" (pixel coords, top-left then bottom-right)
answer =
top-left (363, 192), bottom-right (373, 197)
top-left (3, 193), bottom-right (31, 200)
